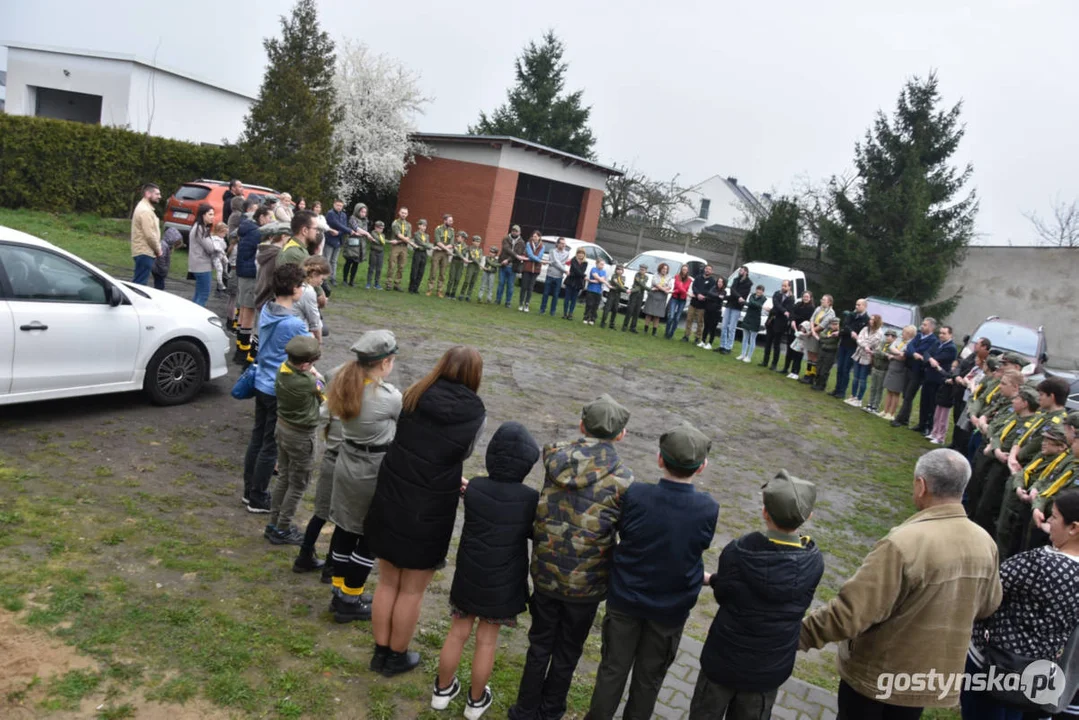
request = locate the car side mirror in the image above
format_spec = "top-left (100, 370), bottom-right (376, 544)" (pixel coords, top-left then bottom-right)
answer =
top-left (962, 335), bottom-right (970, 345)
top-left (1041, 352), bottom-right (1049, 364)
top-left (106, 284), bottom-right (123, 307)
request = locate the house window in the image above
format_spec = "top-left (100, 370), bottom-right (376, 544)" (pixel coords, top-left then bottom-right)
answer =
top-left (698, 198), bottom-right (711, 220)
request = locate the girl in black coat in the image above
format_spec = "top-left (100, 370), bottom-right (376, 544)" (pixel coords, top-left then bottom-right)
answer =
top-left (432, 422), bottom-right (541, 715)
top-left (782, 291), bottom-right (815, 378)
top-left (364, 346), bottom-right (487, 678)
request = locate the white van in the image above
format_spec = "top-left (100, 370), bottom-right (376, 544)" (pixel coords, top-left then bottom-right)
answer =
top-left (727, 261), bottom-right (808, 335)
top-left (532, 236), bottom-right (616, 291)
top-left (622, 250), bottom-right (709, 315)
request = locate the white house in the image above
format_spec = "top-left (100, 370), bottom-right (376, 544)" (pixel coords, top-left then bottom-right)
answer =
top-left (674, 174), bottom-right (770, 234)
top-left (3, 43), bottom-right (254, 145)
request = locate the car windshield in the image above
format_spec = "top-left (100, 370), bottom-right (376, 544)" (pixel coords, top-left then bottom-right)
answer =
top-left (626, 253), bottom-right (692, 276)
top-left (976, 322), bottom-right (1040, 357)
top-left (867, 300), bottom-right (915, 329)
top-left (731, 270), bottom-right (786, 298)
top-left (175, 185), bottom-right (210, 201)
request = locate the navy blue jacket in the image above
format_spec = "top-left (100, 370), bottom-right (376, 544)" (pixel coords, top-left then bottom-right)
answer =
top-left (925, 340), bottom-right (958, 384)
top-left (606, 479), bottom-right (718, 626)
top-left (236, 217), bottom-right (260, 279)
top-left (905, 332), bottom-right (940, 377)
top-left (325, 209), bottom-right (350, 248)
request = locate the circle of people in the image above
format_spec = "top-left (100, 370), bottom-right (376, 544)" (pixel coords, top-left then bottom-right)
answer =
top-left (133, 184), bottom-right (1079, 720)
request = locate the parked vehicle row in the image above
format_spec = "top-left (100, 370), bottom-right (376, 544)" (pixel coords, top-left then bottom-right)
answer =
top-left (164, 179), bottom-right (277, 238)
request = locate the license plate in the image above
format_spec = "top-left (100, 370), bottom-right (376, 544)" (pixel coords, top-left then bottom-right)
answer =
top-left (173, 211), bottom-right (190, 219)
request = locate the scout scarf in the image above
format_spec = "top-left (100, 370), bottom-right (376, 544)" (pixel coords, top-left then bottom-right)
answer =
top-left (1024, 451), bottom-right (1070, 489)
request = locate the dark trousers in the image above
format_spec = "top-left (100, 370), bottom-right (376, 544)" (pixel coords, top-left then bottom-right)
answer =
top-left (950, 402), bottom-right (972, 455)
top-left (838, 680), bottom-right (923, 720)
top-left (366, 250), bottom-right (383, 286)
top-left (622, 292), bottom-right (644, 330)
top-left (600, 292), bottom-right (622, 328)
top-left (343, 258), bottom-right (359, 285)
top-left (563, 285), bottom-right (581, 318)
top-left (509, 592), bottom-right (599, 720)
top-left (540, 276), bottom-right (562, 315)
top-left (243, 390), bottom-right (278, 508)
top-left (895, 370), bottom-right (924, 426)
top-left (761, 326), bottom-right (785, 367)
top-left (783, 349), bottom-right (804, 376)
top-left (959, 654), bottom-right (1026, 720)
top-left (703, 308), bottom-right (722, 344)
top-left (409, 251), bottom-right (427, 292)
top-left (834, 344), bottom-right (855, 396)
top-left (520, 272), bottom-right (538, 306)
top-left (687, 673), bottom-right (778, 720)
top-left (972, 461), bottom-right (1011, 538)
top-left (583, 291), bottom-right (602, 322)
top-left (586, 608), bottom-right (683, 720)
top-left (814, 350), bottom-right (838, 390)
top-left (133, 254), bottom-right (154, 285)
top-left (919, 381), bottom-right (941, 431)
top-left (151, 271), bottom-right (167, 290)
top-left (327, 527), bottom-right (374, 599)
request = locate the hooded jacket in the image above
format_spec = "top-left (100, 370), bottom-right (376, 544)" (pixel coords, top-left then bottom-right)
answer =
top-left (530, 437), bottom-right (634, 601)
top-left (253, 242), bottom-right (282, 310)
top-left (236, 216), bottom-right (260, 278)
top-left (450, 422), bottom-right (541, 619)
top-left (253, 301), bottom-right (310, 396)
top-left (365, 378), bottom-right (487, 570)
top-left (701, 531), bottom-right (824, 692)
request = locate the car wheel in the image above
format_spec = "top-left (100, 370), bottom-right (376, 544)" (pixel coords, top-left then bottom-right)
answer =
top-left (144, 340), bottom-right (206, 406)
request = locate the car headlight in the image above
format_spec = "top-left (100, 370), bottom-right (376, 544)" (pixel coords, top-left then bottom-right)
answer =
top-left (208, 316), bottom-right (225, 329)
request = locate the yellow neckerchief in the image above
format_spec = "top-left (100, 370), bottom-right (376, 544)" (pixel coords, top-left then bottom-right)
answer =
top-left (766, 531), bottom-right (812, 548)
top-left (1018, 411), bottom-right (1064, 448)
top-left (1024, 452), bottom-right (1069, 488)
top-left (372, 231), bottom-right (386, 245)
top-left (438, 226), bottom-right (453, 245)
top-left (812, 307), bottom-right (827, 325)
top-left (1000, 418), bottom-right (1019, 441)
top-left (469, 246), bottom-right (483, 261)
top-left (415, 231), bottom-right (427, 244)
top-left (985, 383), bottom-right (1001, 403)
top-left (1041, 459), bottom-right (1076, 499)
top-left (283, 238), bottom-right (303, 252)
top-left (279, 362), bottom-right (294, 375)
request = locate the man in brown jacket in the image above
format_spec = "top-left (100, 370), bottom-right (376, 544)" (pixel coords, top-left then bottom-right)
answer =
top-left (800, 448), bottom-right (1001, 717)
top-left (131, 183), bottom-right (162, 285)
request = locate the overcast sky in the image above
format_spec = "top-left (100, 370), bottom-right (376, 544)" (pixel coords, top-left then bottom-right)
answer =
top-left (4, 0), bottom-right (1078, 246)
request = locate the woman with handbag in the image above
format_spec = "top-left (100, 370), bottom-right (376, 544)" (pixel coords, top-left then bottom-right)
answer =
top-left (960, 488), bottom-right (1079, 719)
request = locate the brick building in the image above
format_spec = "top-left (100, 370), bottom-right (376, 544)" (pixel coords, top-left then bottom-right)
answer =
top-left (397, 133), bottom-right (622, 251)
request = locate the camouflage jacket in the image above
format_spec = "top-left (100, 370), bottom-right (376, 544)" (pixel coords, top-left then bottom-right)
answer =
top-left (412, 231), bottom-right (433, 251)
top-left (1015, 408), bottom-right (1068, 465)
top-left (988, 408), bottom-right (1030, 453)
top-left (967, 377), bottom-right (1001, 420)
top-left (1029, 452), bottom-right (1077, 515)
top-left (872, 341), bottom-right (892, 372)
top-left (368, 230), bottom-right (387, 251)
top-left (482, 254), bottom-right (500, 273)
top-left (607, 274), bottom-right (627, 298)
top-left (630, 272), bottom-right (649, 296)
top-left (818, 328), bottom-right (841, 354)
top-left (531, 438), bottom-right (634, 601)
top-left (450, 242), bottom-right (467, 263)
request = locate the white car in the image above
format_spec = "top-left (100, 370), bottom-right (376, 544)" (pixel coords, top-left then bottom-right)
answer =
top-left (622, 250), bottom-right (709, 314)
top-left (532, 237), bottom-right (616, 291)
top-left (0, 225), bottom-right (230, 406)
top-left (726, 261), bottom-right (808, 335)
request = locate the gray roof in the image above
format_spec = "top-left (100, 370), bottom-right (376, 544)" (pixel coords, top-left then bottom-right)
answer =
top-left (410, 133), bottom-right (623, 177)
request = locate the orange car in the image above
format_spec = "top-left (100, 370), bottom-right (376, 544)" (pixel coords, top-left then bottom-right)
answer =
top-left (163, 179), bottom-right (277, 237)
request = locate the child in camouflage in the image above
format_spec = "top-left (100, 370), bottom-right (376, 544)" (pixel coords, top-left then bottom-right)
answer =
top-left (813, 317), bottom-right (842, 392)
top-left (478, 246), bottom-right (499, 303)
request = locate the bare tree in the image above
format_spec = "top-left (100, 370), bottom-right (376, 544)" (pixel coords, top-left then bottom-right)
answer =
top-left (1026, 198), bottom-right (1079, 248)
top-left (602, 164), bottom-right (690, 229)
top-left (793, 172), bottom-right (855, 258)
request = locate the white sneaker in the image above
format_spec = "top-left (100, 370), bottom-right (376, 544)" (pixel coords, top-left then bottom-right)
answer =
top-left (787, 373), bottom-right (799, 380)
top-left (742, 356), bottom-right (751, 363)
top-left (431, 676), bottom-right (460, 710)
top-left (464, 686), bottom-right (493, 720)
top-left (518, 306), bottom-right (523, 312)
top-left (696, 341), bottom-right (704, 348)
top-left (851, 399), bottom-right (862, 408)
top-left (703, 343), bottom-right (712, 350)
top-left (524, 305), bottom-right (530, 313)
top-left (844, 397), bottom-right (858, 406)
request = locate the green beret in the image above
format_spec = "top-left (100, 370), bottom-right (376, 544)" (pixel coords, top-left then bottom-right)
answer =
top-left (660, 423), bottom-right (711, 471)
top-left (581, 394), bottom-right (630, 440)
top-left (763, 470), bottom-right (817, 530)
top-left (349, 330), bottom-right (398, 362)
top-left (1065, 412), bottom-right (1079, 430)
top-left (285, 335), bottom-right (321, 364)
top-left (457, 230), bottom-right (469, 238)
top-left (1001, 351), bottom-right (1027, 367)
top-left (417, 218), bottom-right (428, 226)
top-left (1017, 385), bottom-right (1039, 406)
top-left (985, 356), bottom-right (1001, 372)
top-left (472, 235), bottom-right (482, 243)
top-left (258, 221), bottom-right (290, 238)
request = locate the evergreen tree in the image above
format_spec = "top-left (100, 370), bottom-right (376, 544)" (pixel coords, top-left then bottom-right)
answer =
top-left (742, 198), bottom-right (801, 267)
top-left (822, 72), bottom-right (977, 315)
top-left (239, 0), bottom-right (339, 201)
top-left (469, 31), bottom-right (596, 158)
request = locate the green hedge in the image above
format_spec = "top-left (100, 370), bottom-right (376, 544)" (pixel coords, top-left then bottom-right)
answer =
top-left (0, 114), bottom-right (249, 218)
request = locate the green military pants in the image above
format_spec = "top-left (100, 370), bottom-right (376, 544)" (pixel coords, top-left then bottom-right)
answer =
top-left (447, 261), bottom-right (464, 297)
top-left (688, 673), bottom-right (778, 720)
top-left (460, 264), bottom-right (480, 300)
top-left (814, 349), bottom-right (838, 390)
top-left (586, 607), bottom-right (684, 720)
top-left (269, 421), bottom-right (317, 530)
top-left (313, 442), bottom-right (338, 520)
top-left (971, 461), bottom-right (1011, 537)
top-left (995, 484), bottom-right (1033, 561)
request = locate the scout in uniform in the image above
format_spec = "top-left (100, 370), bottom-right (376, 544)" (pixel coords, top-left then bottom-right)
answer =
top-left (428, 214), bottom-right (455, 297)
top-left (812, 318), bottom-right (842, 392)
top-left (621, 264), bottom-right (650, 333)
top-left (997, 425), bottom-right (1073, 560)
top-left (446, 230), bottom-right (469, 299)
top-left (458, 235), bottom-right (483, 302)
top-left (478, 246), bottom-right (499, 304)
top-left (342, 212), bottom-right (365, 287)
top-left (366, 221), bottom-right (387, 290)
top-left (865, 329), bottom-right (896, 414)
top-left (600, 264), bottom-right (627, 329)
top-left (387, 208), bottom-right (412, 292)
top-left (1026, 422), bottom-right (1079, 550)
top-left (1006, 376), bottom-right (1071, 474)
top-left (408, 219), bottom-right (431, 294)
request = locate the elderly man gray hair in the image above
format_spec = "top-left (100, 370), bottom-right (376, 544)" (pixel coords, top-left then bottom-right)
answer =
top-left (913, 448), bottom-right (971, 506)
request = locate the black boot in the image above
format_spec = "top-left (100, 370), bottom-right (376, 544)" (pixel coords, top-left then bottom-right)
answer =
top-left (320, 563), bottom-right (334, 585)
top-left (293, 546), bottom-right (325, 573)
top-left (333, 597), bottom-right (372, 623)
top-left (652, 327), bottom-right (657, 336)
top-left (381, 649), bottom-right (421, 677)
top-left (370, 644), bottom-right (391, 673)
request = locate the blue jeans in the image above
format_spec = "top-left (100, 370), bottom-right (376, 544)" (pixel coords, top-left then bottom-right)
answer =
top-left (192, 271), bottom-right (212, 306)
top-left (322, 243), bottom-right (342, 284)
top-left (563, 286), bottom-right (580, 318)
top-left (665, 298), bottom-right (686, 338)
top-left (852, 363), bottom-right (871, 400)
top-left (133, 254), bottom-right (154, 285)
top-left (720, 307), bottom-right (741, 350)
top-left (496, 265), bottom-right (515, 306)
top-left (740, 329), bottom-right (759, 359)
top-left (834, 344), bottom-right (856, 397)
top-left (540, 276), bottom-right (562, 315)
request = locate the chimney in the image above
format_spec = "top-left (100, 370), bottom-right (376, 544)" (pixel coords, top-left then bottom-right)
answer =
top-left (727, 176), bottom-right (738, 185)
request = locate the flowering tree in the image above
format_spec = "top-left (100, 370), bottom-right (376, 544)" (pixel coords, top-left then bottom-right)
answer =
top-left (333, 39), bottom-right (431, 197)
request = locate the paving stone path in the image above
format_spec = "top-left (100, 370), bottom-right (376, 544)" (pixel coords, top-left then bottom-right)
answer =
top-left (614, 636), bottom-right (839, 720)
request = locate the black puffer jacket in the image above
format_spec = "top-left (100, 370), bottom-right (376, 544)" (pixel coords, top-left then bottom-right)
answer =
top-left (700, 532), bottom-right (824, 692)
top-left (365, 378), bottom-right (486, 569)
top-left (450, 422), bottom-right (540, 619)
top-left (727, 275), bottom-right (753, 310)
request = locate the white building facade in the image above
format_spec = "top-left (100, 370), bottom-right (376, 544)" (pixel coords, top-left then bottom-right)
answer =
top-left (3, 43), bottom-right (253, 145)
top-left (675, 174), bottom-right (770, 234)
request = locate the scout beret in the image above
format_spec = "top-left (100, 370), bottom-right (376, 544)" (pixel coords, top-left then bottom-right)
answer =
top-left (1001, 351), bottom-right (1027, 367)
top-left (884, 329), bottom-right (898, 337)
top-left (1065, 412), bottom-right (1079, 430)
top-left (511, 224), bottom-right (521, 232)
top-left (763, 469), bottom-right (817, 530)
top-left (581, 394), bottom-right (630, 440)
top-left (417, 218), bottom-right (427, 225)
top-left (660, 423), bottom-right (711, 471)
top-left (472, 235), bottom-right (482, 242)
top-left (829, 317), bottom-right (841, 324)
top-left (1017, 385), bottom-right (1039, 406)
top-left (985, 356), bottom-right (1001, 372)
top-left (457, 230), bottom-right (469, 238)
top-left (1042, 425), bottom-right (1068, 444)
top-left (374, 220), bottom-right (385, 227)
top-left (258, 221), bottom-right (290, 238)
top-left (349, 330), bottom-right (398, 362)
top-left (285, 335), bottom-right (321, 364)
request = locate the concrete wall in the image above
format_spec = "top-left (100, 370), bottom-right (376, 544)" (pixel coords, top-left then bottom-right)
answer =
top-left (6, 48), bottom-right (132, 126)
top-left (127, 64), bottom-right (250, 144)
top-left (935, 246), bottom-right (1079, 368)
